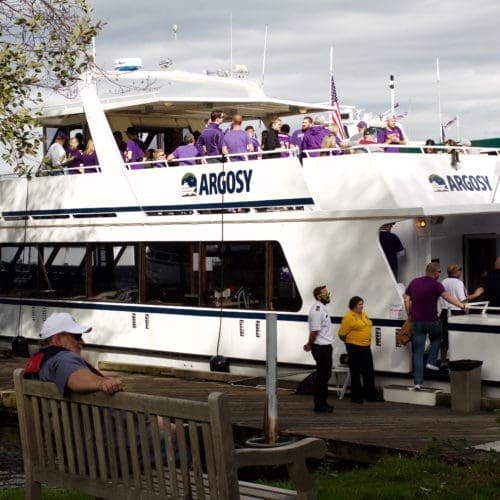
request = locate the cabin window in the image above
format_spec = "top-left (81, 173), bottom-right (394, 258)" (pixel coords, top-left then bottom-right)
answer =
top-left (0, 241), bottom-right (302, 311)
top-left (145, 243), bottom-right (192, 305)
top-left (90, 244), bottom-right (139, 302)
top-left (0, 245), bottom-right (87, 299)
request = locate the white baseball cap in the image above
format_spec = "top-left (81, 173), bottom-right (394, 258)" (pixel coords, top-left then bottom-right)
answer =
top-left (40, 313), bottom-right (92, 340)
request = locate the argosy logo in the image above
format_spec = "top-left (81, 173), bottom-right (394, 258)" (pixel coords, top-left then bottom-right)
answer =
top-left (429, 174), bottom-right (492, 192)
top-left (182, 169), bottom-right (253, 197)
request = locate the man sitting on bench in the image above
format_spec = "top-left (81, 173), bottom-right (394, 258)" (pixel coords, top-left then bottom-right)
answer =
top-left (24, 312), bottom-right (181, 469)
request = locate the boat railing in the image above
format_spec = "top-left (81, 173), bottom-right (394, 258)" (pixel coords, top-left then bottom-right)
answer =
top-left (123, 148), bottom-right (298, 169)
top-left (304, 143), bottom-right (500, 156)
top-left (448, 301), bottom-right (500, 316)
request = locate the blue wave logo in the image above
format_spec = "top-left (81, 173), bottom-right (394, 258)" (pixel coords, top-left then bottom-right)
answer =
top-left (429, 174), bottom-right (449, 192)
top-left (181, 173), bottom-right (197, 197)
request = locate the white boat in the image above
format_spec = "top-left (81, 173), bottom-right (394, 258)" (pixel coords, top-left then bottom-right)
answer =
top-left (1, 68), bottom-right (499, 396)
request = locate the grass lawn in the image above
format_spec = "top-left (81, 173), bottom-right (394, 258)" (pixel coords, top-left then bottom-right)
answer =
top-left (1, 441), bottom-right (498, 499)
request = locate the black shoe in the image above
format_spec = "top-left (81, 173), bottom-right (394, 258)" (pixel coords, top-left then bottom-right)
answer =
top-left (365, 396), bottom-right (383, 402)
top-left (314, 404), bottom-right (334, 413)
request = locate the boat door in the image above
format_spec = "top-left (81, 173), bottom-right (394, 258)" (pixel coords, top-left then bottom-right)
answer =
top-left (463, 234), bottom-right (500, 291)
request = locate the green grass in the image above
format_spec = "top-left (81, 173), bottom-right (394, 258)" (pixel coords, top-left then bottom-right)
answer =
top-left (268, 441), bottom-right (500, 500)
top-left (1, 443), bottom-right (498, 500)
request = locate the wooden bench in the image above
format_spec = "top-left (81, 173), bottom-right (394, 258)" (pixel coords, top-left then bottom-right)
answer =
top-left (13, 368), bottom-right (326, 499)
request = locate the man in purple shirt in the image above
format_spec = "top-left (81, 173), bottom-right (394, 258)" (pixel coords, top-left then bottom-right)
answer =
top-left (245, 125), bottom-right (261, 160)
top-left (379, 223), bottom-right (405, 280)
top-left (377, 116), bottom-right (406, 153)
top-left (196, 110), bottom-right (225, 163)
top-left (291, 116), bottom-right (312, 156)
top-left (167, 133), bottom-right (199, 166)
top-left (222, 114), bottom-right (253, 161)
top-left (300, 115), bottom-right (331, 158)
top-left (404, 262), bottom-right (466, 390)
top-left (125, 127), bottom-right (146, 169)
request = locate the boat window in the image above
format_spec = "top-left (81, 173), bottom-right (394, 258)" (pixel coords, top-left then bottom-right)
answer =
top-left (91, 244), bottom-right (139, 302)
top-left (145, 243), bottom-right (192, 305)
top-left (0, 245), bottom-right (87, 299)
top-left (0, 241), bottom-right (302, 312)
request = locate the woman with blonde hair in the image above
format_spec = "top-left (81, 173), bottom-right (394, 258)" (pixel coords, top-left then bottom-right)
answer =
top-left (82, 139), bottom-right (99, 173)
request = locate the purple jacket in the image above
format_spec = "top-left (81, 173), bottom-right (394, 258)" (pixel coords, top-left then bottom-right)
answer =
top-left (301, 126), bottom-right (331, 157)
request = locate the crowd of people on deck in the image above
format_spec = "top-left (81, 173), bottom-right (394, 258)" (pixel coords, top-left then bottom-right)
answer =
top-left (43, 109), bottom-right (466, 175)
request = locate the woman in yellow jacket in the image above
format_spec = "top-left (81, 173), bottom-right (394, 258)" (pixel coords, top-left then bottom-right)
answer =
top-left (338, 296), bottom-right (378, 404)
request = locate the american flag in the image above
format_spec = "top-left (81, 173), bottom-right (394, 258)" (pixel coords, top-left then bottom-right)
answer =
top-left (330, 74), bottom-right (346, 140)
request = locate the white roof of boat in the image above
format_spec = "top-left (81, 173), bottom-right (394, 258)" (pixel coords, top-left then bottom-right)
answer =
top-left (39, 94), bottom-right (333, 127)
top-left (39, 69), bottom-right (333, 128)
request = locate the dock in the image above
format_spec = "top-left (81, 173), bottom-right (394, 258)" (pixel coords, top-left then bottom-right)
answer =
top-left (1, 355), bottom-right (499, 464)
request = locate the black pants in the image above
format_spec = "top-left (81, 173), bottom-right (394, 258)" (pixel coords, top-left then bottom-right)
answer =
top-left (345, 343), bottom-right (376, 401)
top-left (311, 344), bottom-right (332, 408)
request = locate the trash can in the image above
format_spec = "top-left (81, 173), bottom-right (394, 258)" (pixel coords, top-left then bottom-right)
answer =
top-left (448, 360), bottom-right (483, 412)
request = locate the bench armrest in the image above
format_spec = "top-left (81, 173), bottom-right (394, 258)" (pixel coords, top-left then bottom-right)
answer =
top-left (235, 437), bottom-right (326, 499)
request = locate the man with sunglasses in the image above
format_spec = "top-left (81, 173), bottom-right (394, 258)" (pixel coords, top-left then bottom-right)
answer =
top-left (304, 286), bottom-right (335, 413)
top-left (24, 312), bottom-right (124, 395)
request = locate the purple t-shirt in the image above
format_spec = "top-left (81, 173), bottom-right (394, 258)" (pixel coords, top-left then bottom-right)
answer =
top-left (377, 126), bottom-right (404, 153)
top-left (170, 144), bottom-right (199, 166)
top-left (405, 276), bottom-right (445, 322)
top-left (223, 129), bottom-right (252, 161)
top-left (379, 230), bottom-right (404, 272)
top-left (126, 139), bottom-right (145, 169)
top-left (278, 133), bottom-right (292, 158)
top-left (196, 123), bottom-right (224, 157)
top-left (301, 126), bottom-right (331, 157)
top-left (81, 152), bottom-right (99, 173)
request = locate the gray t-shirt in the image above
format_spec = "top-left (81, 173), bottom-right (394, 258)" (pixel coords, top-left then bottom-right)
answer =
top-left (39, 350), bottom-right (90, 395)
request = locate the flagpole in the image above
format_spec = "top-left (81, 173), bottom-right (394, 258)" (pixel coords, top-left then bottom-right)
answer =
top-left (329, 47), bottom-right (333, 101)
top-left (437, 57), bottom-right (444, 143)
top-left (457, 115), bottom-right (460, 141)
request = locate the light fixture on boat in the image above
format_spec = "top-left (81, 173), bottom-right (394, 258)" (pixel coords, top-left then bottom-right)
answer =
top-left (163, 102), bottom-right (173, 108)
top-left (114, 58), bottom-right (143, 72)
top-left (298, 107), bottom-right (308, 114)
top-left (416, 218), bottom-right (427, 228)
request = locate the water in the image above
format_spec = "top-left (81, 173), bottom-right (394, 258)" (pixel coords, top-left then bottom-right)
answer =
top-left (0, 424), bottom-right (24, 490)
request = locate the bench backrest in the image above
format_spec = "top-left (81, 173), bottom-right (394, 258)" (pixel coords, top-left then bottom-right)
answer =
top-left (13, 368), bottom-right (240, 499)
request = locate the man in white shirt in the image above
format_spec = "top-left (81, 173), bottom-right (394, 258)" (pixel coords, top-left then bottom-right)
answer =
top-left (439, 263), bottom-right (484, 367)
top-left (304, 285), bottom-right (335, 413)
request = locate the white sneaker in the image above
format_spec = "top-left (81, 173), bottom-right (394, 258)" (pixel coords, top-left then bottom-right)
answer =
top-left (426, 363), bottom-right (439, 371)
top-left (408, 384), bottom-right (421, 391)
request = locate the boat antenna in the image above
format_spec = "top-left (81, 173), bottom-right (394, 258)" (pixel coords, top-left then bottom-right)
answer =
top-left (437, 57), bottom-right (444, 142)
top-left (390, 74), bottom-right (395, 117)
top-left (229, 13), bottom-right (233, 78)
top-left (261, 25), bottom-right (268, 90)
top-left (172, 24), bottom-right (178, 66)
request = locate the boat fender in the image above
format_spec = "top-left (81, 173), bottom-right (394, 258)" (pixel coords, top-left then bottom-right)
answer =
top-left (209, 355), bottom-right (230, 373)
top-left (11, 336), bottom-right (30, 358)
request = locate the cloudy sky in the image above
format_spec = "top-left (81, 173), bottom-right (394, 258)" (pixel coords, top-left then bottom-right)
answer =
top-left (88, 0), bottom-right (500, 141)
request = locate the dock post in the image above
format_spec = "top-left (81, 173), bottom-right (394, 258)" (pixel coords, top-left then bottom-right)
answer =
top-left (265, 312), bottom-right (278, 444)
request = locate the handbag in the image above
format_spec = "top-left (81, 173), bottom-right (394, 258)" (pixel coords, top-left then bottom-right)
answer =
top-left (398, 318), bottom-right (412, 345)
